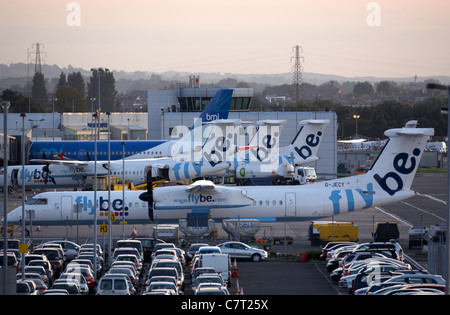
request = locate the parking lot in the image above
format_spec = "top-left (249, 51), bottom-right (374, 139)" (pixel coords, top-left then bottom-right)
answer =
top-left (2, 172), bottom-right (448, 295)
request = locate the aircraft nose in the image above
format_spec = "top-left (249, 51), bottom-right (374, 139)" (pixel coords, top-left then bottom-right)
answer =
top-left (5, 206), bottom-right (22, 225)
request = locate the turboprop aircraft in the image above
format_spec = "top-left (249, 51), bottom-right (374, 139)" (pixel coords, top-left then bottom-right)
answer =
top-left (5, 124), bottom-right (433, 226)
top-left (0, 89), bottom-right (233, 192)
top-left (231, 119), bottom-right (329, 182)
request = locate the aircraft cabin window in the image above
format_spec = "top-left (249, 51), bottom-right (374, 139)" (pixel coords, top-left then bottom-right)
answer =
top-left (265, 201), bottom-right (269, 206)
top-left (259, 201), bottom-right (263, 206)
top-left (27, 198), bottom-right (48, 205)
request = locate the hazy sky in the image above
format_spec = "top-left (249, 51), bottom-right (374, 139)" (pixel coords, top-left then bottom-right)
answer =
top-left (1, 0), bottom-right (449, 78)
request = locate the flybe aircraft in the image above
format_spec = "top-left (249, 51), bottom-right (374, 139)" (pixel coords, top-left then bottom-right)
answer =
top-left (231, 119), bottom-right (329, 181)
top-left (0, 89), bottom-right (233, 192)
top-left (27, 88), bottom-right (233, 162)
top-left (5, 124), bottom-right (433, 226)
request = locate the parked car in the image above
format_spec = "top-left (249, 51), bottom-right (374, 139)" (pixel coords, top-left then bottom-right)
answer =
top-left (195, 286), bottom-right (230, 295)
top-left (33, 248), bottom-right (66, 274)
top-left (64, 265), bottom-right (96, 292)
top-left (24, 266), bottom-right (49, 286)
top-left (107, 267), bottom-right (139, 288)
top-left (133, 238), bottom-right (165, 262)
top-left (352, 242), bottom-right (404, 261)
top-left (146, 267), bottom-right (180, 291)
top-left (320, 242), bottom-right (358, 260)
top-left (59, 273), bottom-right (89, 295)
top-left (217, 241), bottom-right (268, 262)
top-left (146, 281), bottom-right (180, 295)
top-left (115, 254), bottom-right (142, 273)
top-left (150, 259), bottom-right (184, 289)
top-left (16, 280), bottom-right (35, 295)
top-left (191, 267), bottom-right (216, 282)
top-left (96, 274), bottom-right (132, 295)
top-left (187, 243), bottom-right (209, 262)
top-left (115, 240), bottom-right (143, 260)
top-left (51, 280), bottom-right (81, 295)
top-left (151, 243), bottom-right (176, 260)
top-left (0, 253), bottom-right (19, 271)
top-left (383, 272), bottom-right (446, 286)
top-left (27, 259), bottom-right (54, 284)
top-left (43, 289), bottom-right (69, 295)
top-left (112, 247), bottom-right (142, 264)
top-left (191, 273), bottom-right (225, 292)
top-left (43, 240), bottom-right (80, 260)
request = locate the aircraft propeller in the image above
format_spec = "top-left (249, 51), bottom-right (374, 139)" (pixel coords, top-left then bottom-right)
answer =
top-left (138, 166), bottom-right (154, 222)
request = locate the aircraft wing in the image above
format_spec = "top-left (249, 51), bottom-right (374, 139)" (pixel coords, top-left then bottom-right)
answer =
top-left (30, 159), bottom-right (89, 167)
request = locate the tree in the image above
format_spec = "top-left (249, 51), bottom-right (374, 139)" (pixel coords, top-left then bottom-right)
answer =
top-left (87, 69), bottom-right (120, 112)
top-left (353, 81), bottom-right (374, 96)
top-left (54, 86), bottom-right (87, 112)
top-left (56, 72), bottom-right (67, 90)
top-left (2, 89), bottom-right (45, 113)
top-left (31, 72), bottom-right (48, 109)
top-left (67, 71), bottom-right (86, 99)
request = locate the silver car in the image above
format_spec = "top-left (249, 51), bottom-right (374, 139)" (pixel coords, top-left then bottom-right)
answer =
top-left (217, 241), bottom-right (268, 262)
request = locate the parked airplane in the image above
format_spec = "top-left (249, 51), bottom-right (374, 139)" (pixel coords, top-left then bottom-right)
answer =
top-left (5, 124), bottom-right (433, 226)
top-left (231, 119), bottom-right (329, 182)
top-left (0, 89), bottom-right (233, 192)
top-left (27, 88), bottom-right (233, 162)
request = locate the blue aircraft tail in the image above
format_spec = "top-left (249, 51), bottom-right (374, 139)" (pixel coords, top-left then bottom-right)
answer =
top-left (198, 89), bottom-right (232, 123)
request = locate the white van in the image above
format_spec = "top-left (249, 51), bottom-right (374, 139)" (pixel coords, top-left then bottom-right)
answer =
top-left (199, 254), bottom-right (231, 286)
top-left (96, 274), bottom-right (133, 295)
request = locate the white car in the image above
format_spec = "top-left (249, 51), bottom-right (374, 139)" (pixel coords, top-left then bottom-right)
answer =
top-left (217, 241), bottom-right (268, 262)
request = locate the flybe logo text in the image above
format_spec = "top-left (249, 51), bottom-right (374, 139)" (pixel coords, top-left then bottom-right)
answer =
top-left (187, 194), bottom-right (227, 204)
top-left (75, 196), bottom-right (128, 215)
top-left (373, 148), bottom-right (420, 196)
top-left (294, 131), bottom-right (322, 160)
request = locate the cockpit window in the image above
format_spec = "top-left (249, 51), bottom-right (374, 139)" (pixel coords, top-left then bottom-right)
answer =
top-left (26, 198), bottom-right (48, 205)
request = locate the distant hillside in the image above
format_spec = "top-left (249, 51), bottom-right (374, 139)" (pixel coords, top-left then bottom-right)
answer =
top-left (1, 63), bottom-right (449, 94)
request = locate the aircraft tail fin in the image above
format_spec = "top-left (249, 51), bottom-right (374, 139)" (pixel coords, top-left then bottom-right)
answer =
top-left (365, 126), bottom-right (434, 195)
top-left (281, 119), bottom-right (329, 164)
top-left (198, 88), bottom-right (232, 124)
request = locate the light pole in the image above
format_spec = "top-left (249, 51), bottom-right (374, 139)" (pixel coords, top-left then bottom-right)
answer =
top-left (2, 101), bottom-right (10, 295)
top-left (20, 112), bottom-right (26, 280)
top-left (106, 112), bottom-right (112, 267)
top-left (90, 67), bottom-right (108, 280)
top-left (52, 98), bottom-right (57, 140)
top-left (426, 83), bottom-right (450, 295)
top-left (353, 114), bottom-right (360, 138)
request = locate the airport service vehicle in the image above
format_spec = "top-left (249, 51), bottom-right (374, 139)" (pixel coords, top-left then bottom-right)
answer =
top-left (308, 221), bottom-right (358, 246)
top-left (198, 253), bottom-right (231, 286)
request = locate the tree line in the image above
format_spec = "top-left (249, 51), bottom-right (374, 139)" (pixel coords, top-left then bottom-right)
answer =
top-left (2, 69), bottom-right (120, 113)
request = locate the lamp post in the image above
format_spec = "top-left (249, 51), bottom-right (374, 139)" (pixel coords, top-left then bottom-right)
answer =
top-left (353, 114), bottom-right (360, 138)
top-left (2, 101), bottom-right (10, 295)
top-left (52, 98), bottom-right (57, 140)
top-left (20, 112), bottom-right (26, 280)
top-left (426, 83), bottom-right (450, 295)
